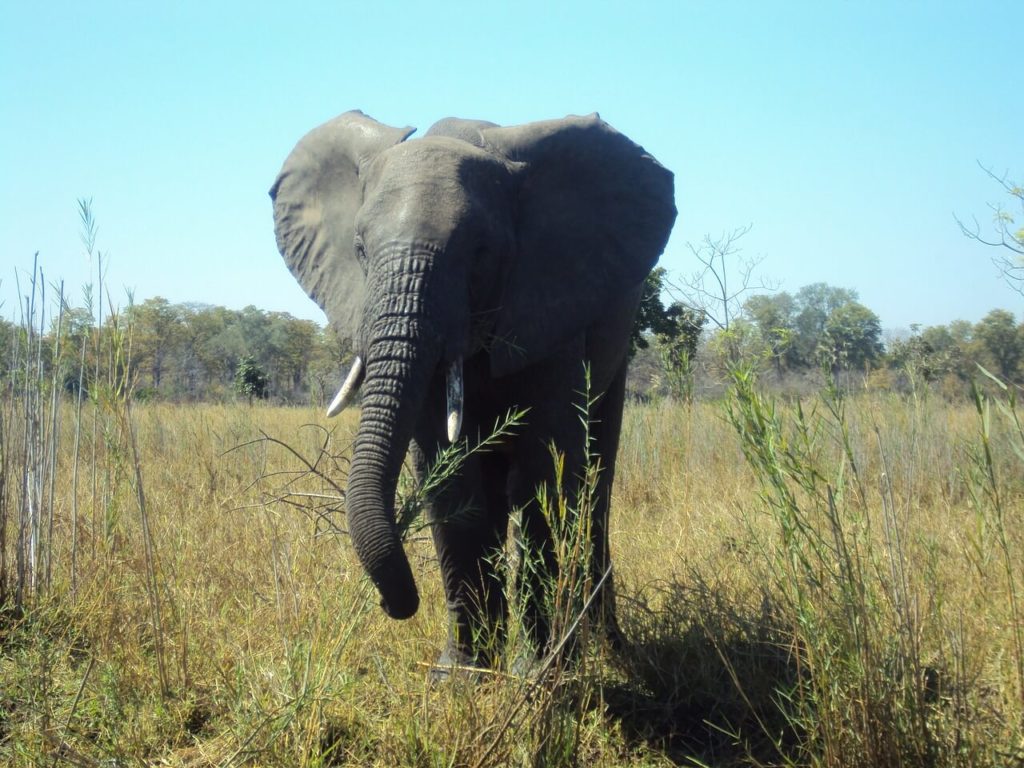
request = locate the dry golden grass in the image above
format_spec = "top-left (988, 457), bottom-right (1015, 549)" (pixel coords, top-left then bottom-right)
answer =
top-left (2, 383), bottom-right (1023, 766)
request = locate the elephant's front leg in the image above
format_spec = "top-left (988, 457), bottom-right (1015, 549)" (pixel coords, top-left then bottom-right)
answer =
top-left (507, 421), bottom-right (592, 661)
top-left (509, 479), bottom-right (559, 656)
top-left (505, 356), bottom-right (628, 661)
top-left (424, 447), bottom-right (511, 670)
top-left (585, 361), bottom-right (629, 651)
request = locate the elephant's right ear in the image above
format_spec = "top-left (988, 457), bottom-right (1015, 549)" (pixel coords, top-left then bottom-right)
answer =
top-left (270, 111), bottom-right (414, 340)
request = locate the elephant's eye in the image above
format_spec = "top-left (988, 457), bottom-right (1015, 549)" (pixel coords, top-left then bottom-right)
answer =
top-left (354, 238), bottom-right (368, 272)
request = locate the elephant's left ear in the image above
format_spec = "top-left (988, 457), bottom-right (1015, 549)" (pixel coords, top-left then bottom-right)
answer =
top-left (481, 114), bottom-right (676, 377)
top-left (270, 111), bottom-right (415, 341)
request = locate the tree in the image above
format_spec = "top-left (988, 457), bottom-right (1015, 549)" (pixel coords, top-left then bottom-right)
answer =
top-left (704, 319), bottom-right (764, 379)
top-left (919, 324), bottom-right (969, 380)
top-left (0, 316), bottom-right (18, 378)
top-left (974, 308), bottom-right (1023, 380)
top-left (631, 267), bottom-right (674, 355)
top-left (675, 225), bottom-right (771, 337)
top-left (129, 297), bottom-right (182, 391)
top-left (629, 267), bottom-right (707, 400)
top-left (191, 305), bottom-right (244, 395)
top-left (51, 306), bottom-right (95, 395)
top-left (888, 323), bottom-right (967, 387)
top-left (234, 355), bottom-right (268, 405)
top-left (820, 301), bottom-right (883, 374)
top-left (265, 312), bottom-right (320, 399)
top-left (743, 292), bottom-right (797, 376)
top-left (741, 283), bottom-right (867, 373)
top-left (656, 304), bottom-right (706, 401)
top-left (792, 283), bottom-right (860, 368)
top-left (307, 327), bottom-right (352, 408)
top-left (957, 165), bottom-right (1024, 295)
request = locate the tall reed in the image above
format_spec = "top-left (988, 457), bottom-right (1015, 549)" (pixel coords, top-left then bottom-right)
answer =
top-left (724, 364), bottom-right (1023, 767)
top-left (0, 256), bottom-right (67, 607)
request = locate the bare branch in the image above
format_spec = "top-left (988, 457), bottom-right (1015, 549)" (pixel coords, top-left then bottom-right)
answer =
top-left (667, 224), bottom-right (777, 332)
top-left (957, 163), bottom-right (1024, 296)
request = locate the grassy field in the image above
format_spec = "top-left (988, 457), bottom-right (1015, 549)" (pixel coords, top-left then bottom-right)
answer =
top-left (2, 375), bottom-right (1023, 766)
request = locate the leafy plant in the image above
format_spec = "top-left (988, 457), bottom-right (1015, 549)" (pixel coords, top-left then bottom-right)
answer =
top-left (235, 354), bottom-right (269, 405)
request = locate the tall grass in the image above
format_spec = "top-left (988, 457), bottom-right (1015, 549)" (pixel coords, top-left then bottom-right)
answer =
top-left (3, 390), bottom-right (1023, 764)
top-left (966, 369), bottom-right (1024, 714)
top-left (3, 258), bottom-right (1023, 763)
top-left (0, 256), bottom-right (66, 606)
top-left (722, 364), bottom-right (1023, 766)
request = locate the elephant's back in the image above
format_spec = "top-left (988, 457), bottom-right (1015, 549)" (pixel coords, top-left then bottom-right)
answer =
top-left (425, 117), bottom-right (500, 148)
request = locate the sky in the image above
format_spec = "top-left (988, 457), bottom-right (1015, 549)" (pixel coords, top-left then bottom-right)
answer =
top-left (2, 1), bottom-right (1021, 335)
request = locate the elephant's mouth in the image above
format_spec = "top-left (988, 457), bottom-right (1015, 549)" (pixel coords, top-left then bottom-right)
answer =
top-left (326, 354), bottom-right (464, 443)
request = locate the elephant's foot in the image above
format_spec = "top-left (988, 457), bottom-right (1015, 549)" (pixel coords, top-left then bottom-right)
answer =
top-left (507, 648), bottom-right (544, 680)
top-left (428, 645), bottom-right (491, 684)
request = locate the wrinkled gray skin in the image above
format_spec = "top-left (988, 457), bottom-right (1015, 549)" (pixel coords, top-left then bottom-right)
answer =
top-left (271, 110), bottom-right (675, 668)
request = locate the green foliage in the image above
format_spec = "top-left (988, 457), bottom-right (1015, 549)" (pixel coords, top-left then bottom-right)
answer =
top-left (973, 308), bottom-right (1023, 380)
top-left (744, 292), bottom-right (798, 374)
top-left (881, 312), bottom-right (1024, 398)
top-left (631, 269), bottom-right (1023, 399)
top-left (887, 325), bottom-right (965, 393)
top-left (739, 284), bottom-right (878, 376)
top-left (631, 267), bottom-right (700, 354)
top-left (655, 306), bottom-right (706, 401)
top-left (792, 283), bottom-right (860, 368)
top-left (820, 300), bottom-right (883, 372)
top-left (126, 297), bottom-right (182, 390)
top-left (234, 354), bottom-right (268, 404)
top-left (31, 297), bottom-right (348, 405)
top-left (704, 317), bottom-right (765, 375)
top-left (631, 267), bottom-right (707, 401)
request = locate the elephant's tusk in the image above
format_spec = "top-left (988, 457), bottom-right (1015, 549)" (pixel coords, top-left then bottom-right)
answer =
top-left (326, 356), bottom-right (364, 418)
top-left (446, 358), bottom-right (463, 443)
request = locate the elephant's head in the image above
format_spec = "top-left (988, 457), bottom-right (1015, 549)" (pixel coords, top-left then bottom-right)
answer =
top-left (270, 110), bottom-right (675, 619)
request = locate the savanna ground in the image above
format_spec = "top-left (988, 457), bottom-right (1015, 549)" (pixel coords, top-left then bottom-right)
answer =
top-left (2, 372), bottom-right (1023, 766)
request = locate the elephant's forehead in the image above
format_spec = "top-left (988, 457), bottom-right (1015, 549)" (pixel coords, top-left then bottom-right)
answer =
top-left (365, 151), bottom-right (469, 211)
top-left (363, 139), bottom-right (502, 225)
top-left (358, 151), bottom-right (475, 240)
top-left (374, 138), bottom-right (494, 181)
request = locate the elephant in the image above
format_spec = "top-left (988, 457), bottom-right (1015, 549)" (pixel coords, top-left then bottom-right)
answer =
top-left (270, 110), bottom-right (676, 671)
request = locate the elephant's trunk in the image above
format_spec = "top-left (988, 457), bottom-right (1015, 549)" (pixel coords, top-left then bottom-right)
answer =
top-left (345, 317), bottom-right (441, 619)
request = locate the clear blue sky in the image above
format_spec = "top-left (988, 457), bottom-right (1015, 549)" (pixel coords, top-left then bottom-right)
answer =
top-left (2, 1), bottom-right (1021, 333)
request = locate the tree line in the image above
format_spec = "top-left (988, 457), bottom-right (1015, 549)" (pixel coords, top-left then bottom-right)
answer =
top-left (629, 268), bottom-right (1023, 400)
top-left (1, 286), bottom-right (1020, 406)
top-left (0, 298), bottom-right (348, 406)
